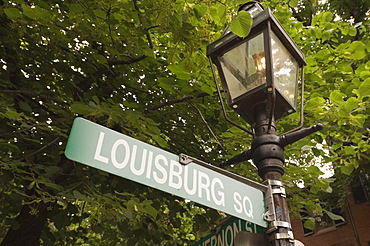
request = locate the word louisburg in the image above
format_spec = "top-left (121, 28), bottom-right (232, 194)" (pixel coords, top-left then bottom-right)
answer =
top-left (94, 132), bottom-right (253, 218)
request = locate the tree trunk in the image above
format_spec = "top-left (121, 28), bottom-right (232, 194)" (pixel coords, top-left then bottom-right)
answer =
top-left (0, 202), bottom-right (53, 246)
top-left (0, 158), bottom-right (74, 246)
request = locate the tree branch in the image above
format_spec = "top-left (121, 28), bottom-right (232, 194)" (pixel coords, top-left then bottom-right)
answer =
top-left (108, 54), bottom-right (147, 66)
top-left (187, 101), bottom-right (228, 154)
top-left (0, 126), bottom-right (33, 138)
top-left (17, 137), bottom-right (61, 162)
top-left (0, 90), bottom-right (68, 105)
top-left (147, 92), bottom-right (210, 111)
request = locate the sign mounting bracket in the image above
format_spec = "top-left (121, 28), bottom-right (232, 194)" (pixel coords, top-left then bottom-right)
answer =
top-left (179, 153), bottom-right (268, 192)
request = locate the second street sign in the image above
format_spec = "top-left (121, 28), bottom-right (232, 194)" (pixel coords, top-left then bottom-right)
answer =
top-left (65, 118), bottom-right (268, 227)
top-left (192, 217), bottom-right (265, 246)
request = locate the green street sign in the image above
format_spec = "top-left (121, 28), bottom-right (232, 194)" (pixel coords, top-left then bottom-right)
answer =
top-left (192, 217), bottom-right (265, 246)
top-left (65, 118), bottom-right (268, 227)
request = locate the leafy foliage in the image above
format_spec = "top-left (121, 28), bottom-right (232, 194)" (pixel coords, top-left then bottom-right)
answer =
top-left (0, 0), bottom-right (369, 245)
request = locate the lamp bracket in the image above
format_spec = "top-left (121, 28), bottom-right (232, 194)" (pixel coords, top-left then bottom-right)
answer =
top-left (271, 187), bottom-right (286, 197)
top-left (265, 221), bottom-right (291, 234)
top-left (219, 149), bottom-right (252, 168)
top-left (220, 124), bottom-right (324, 168)
top-left (269, 232), bottom-right (295, 242)
top-left (178, 153), bottom-right (194, 165)
top-left (267, 179), bottom-right (286, 198)
top-left (280, 123), bottom-right (323, 147)
top-left (262, 181), bottom-right (277, 223)
top-left (178, 153), bottom-right (268, 192)
top-left (267, 180), bottom-right (283, 186)
top-left (263, 179), bottom-right (291, 234)
top-left (264, 180), bottom-right (295, 243)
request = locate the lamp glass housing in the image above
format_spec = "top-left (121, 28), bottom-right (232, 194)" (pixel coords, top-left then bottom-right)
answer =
top-left (271, 32), bottom-right (299, 107)
top-left (219, 32), bottom-right (266, 100)
top-left (207, 8), bottom-right (306, 125)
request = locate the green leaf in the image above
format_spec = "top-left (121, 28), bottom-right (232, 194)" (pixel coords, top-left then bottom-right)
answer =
top-left (150, 134), bottom-right (168, 148)
top-left (359, 78), bottom-right (370, 98)
top-left (70, 102), bottom-right (93, 115)
top-left (94, 9), bottom-right (106, 19)
top-left (167, 64), bottom-right (191, 80)
top-left (44, 166), bottom-right (61, 175)
top-left (348, 41), bottom-right (366, 52)
top-left (322, 12), bottom-right (334, 22)
top-left (220, 132), bottom-right (233, 137)
top-left (200, 83), bottom-right (214, 95)
top-left (348, 26), bottom-right (357, 36)
top-left (143, 204), bottom-right (158, 219)
top-left (315, 49), bottom-right (331, 60)
top-left (341, 97), bottom-right (359, 113)
top-left (330, 90), bottom-right (345, 106)
top-left (33, 5), bottom-right (51, 21)
top-left (340, 164), bottom-right (355, 175)
top-left (93, 54), bottom-right (108, 66)
top-left (21, 4), bottom-right (50, 20)
top-left (158, 77), bottom-right (177, 92)
top-left (310, 185), bottom-right (320, 194)
top-left (40, 180), bottom-right (64, 191)
top-left (304, 217), bottom-right (315, 230)
top-left (193, 4), bottom-right (208, 19)
top-left (349, 114), bottom-right (366, 127)
top-left (70, 3), bottom-right (85, 14)
top-left (19, 101), bottom-right (32, 112)
top-left (105, 18), bottom-right (120, 25)
top-left (360, 71), bottom-right (370, 80)
top-left (73, 190), bottom-right (85, 199)
top-left (217, 4), bottom-right (226, 21)
top-left (351, 50), bottom-right (367, 60)
top-left (307, 165), bottom-right (323, 176)
top-left (209, 6), bottom-right (220, 24)
top-left (21, 4), bottom-right (37, 19)
top-left (348, 41), bottom-right (367, 60)
top-left (289, 0), bottom-right (299, 8)
top-left (343, 146), bottom-right (356, 156)
top-left (92, 95), bottom-right (100, 104)
top-left (53, 211), bottom-right (71, 229)
top-left (324, 209), bottom-right (345, 222)
top-left (305, 96), bottom-right (325, 110)
top-left (5, 108), bottom-right (24, 120)
top-left (316, 180), bottom-right (331, 192)
top-left (230, 11), bottom-right (252, 38)
top-left (4, 8), bottom-right (22, 19)
top-left (312, 147), bottom-right (321, 156)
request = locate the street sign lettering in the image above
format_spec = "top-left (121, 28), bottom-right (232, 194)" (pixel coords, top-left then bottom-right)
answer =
top-left (94, 131), bottom-right (226, 206)
top-left (192, 217), bottom-right (265, 246)
top-left (65, 118), bottom-right (267, 227)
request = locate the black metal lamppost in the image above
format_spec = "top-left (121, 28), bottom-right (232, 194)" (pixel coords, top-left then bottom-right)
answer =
top-left (207, 2), bottom-right (323, 245)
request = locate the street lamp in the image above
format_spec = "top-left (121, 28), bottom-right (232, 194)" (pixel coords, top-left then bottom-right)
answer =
top-left (207, 2), bottom-right (323, 246)
top-left (207, 1), bottom-right (305, 127)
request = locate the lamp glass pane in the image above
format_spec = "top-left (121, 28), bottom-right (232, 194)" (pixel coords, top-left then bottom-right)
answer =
top-left (219, 33), bottom-right (266, 100)
top-left (271, 32), bottom-right (299, 106)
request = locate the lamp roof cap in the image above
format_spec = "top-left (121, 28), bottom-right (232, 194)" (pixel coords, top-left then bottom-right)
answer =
top-left (238, 1), bottom-right (264, 12)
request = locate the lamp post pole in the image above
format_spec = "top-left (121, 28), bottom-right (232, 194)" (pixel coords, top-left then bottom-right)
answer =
top-left (222, 105), bottom-right (323, 245)
top-left (253, 110), bottom-right (323, 245)
top-left (253, 104), bottom-right (293, 245)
